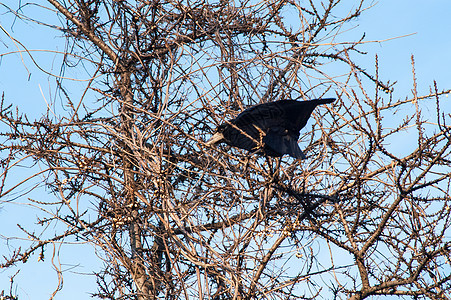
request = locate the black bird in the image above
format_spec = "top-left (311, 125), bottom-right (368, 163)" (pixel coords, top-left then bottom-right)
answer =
top-left (206, 98), bottom-right (335, 159)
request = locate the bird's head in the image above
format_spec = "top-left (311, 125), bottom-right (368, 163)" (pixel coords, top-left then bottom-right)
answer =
top-left (206, 123), bottom-right (227, 146)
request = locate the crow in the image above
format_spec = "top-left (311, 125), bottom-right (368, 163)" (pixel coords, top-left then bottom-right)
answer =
top-left (206, 98), bottom-right (335, 159)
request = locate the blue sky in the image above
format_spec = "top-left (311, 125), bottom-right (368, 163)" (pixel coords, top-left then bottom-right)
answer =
top-left (351, 1), bottom-right (451, 94)
top-left (1, 1), bottom-right (450, 299)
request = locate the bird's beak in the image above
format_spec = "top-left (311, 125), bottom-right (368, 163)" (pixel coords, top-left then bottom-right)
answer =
top-left (206, 132), bottom-right (224, 146)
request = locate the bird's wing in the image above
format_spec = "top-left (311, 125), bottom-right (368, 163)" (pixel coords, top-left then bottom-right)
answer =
top-left (225, 104), bottom-right (282, 149)
top-left (234, 99), bottom-right (333, 133)
top-left (221, 122), bottom-right (263, 152)
top-left (233, 101), bottom-right (287, 130)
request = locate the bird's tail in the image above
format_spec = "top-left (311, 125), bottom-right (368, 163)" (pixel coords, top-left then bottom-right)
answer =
top-left (309, 98), bottom-right (335, 105)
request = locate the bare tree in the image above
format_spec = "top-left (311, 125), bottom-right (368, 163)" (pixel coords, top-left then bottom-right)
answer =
top-left (1, 0), bottom-right (451, 299)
